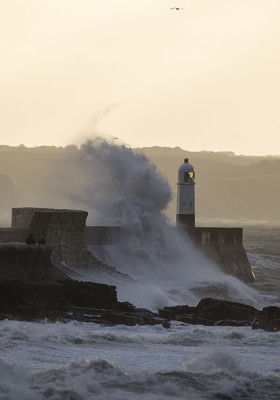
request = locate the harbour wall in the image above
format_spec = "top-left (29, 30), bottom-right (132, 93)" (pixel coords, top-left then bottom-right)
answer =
top-left (0, 208), bottom-right (255, 283)
top-left (192, 227), bottom-right (254, 283)
top-left (86, 226), bottom-right (255, 283)
top-left (0, 208), bottom-right (88, 264)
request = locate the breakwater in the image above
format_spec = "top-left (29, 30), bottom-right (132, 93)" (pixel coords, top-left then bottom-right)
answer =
top-left (0, 207), bottom-right (255, 283)
top-left (86, 225), bottom-right (255, 283)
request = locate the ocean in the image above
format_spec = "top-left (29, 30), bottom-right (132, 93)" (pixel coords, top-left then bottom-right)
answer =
top-left (0, 141), bottom-right (279, 399)
top-left (0, 221), bottom-right (280, 400)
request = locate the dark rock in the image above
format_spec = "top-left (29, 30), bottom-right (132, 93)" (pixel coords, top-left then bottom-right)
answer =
top-left (159, 298), bottom-right (259, 327)
top-left (159, 305), bottom-right (196, 320)
top-left (196, 298), bottom-right (259, 323)
top-left (97, 309), bottom-right (170, 327)
top-left (0, 279), bottom-right (170, 327)
top-left (1, 244), bottom-right (279, 331)
top-left (63, 280), bottom-right (118, 309)
top-left (0, 243), bottom-right (170, 327)
top-left (252, 306), bottom-right (280, 332)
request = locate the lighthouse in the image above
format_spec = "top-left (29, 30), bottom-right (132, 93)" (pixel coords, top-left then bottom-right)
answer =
top-left (176, 158), bottom-right (195, 229)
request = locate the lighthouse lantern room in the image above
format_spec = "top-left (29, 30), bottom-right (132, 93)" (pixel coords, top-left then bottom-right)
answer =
top-left (176, 158), bottom-right (195, 229)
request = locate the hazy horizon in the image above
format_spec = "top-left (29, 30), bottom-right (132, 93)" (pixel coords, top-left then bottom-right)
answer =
top-left (1, 1), bottom-right (280, 156)
top-left (0, 142), bottom-right (279, 159)
top-left (0, 140), bottom-right (279, 223)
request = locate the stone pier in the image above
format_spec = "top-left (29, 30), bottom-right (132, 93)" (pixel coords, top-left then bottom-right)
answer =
top-left (0, 207), bottom-right (255, 283)
top-left (10, 207), bottom-right (88, 264)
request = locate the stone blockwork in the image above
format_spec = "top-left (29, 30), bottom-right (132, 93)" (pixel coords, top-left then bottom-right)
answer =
top-left (11, 208), bottom-right (38, 229)
top-left (11, 208), bottom-right (88, 264)
top-left (0, 228), bottom-right (29, 243)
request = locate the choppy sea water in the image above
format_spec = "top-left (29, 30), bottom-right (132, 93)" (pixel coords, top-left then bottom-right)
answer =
top-left (0, 141), bottom-right (279, 398)
top-left (244, 223), bottom-right (280, 301)
top-left (0, 221), bottom-right (280, 400)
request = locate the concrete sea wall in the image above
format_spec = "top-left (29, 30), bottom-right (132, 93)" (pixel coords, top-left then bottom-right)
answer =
top-left (192, 227), bottom-right (255, 283)
top-left (0, 208), bottom-right (255, 283)
top-left (86, 226), bottom-right (122, 245)
top-left (86, 225), bottom-right (255, 283)
top-left (0, 228), bottom-right (29, 243)
top-left (0, 243), bottom-right (53, 268)
top-left (4, 208), bottom-right (89, 264)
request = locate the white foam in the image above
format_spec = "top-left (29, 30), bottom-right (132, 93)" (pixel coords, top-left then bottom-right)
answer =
top-left (54, 138), bottom-right (266, 309)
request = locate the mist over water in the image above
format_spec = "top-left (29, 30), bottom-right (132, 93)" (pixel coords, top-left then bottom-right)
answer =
top-left (1, 140), bottom-right (279, 400)
top-left (49, 137), bottom-right (263, 309)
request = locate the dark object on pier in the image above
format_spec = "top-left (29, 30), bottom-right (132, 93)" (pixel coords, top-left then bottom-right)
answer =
top-left (26, 233), bottom-right (36, 244)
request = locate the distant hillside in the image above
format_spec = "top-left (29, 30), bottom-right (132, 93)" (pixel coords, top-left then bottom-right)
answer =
top-left (0, 173), bottom-right (24, 215)
top-left (139, 147), bottom-right (280, 222)
top-left (0, 145), bottom-right (279, 223)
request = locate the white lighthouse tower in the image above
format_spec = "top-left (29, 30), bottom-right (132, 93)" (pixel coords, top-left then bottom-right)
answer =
top-left (176, 158), bottom-right (195, 229)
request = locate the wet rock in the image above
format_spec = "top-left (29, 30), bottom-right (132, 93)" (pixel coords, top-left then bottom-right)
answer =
top-left (196, 298), bottom-right (259, 324)
top-left (0, 243), bottom-right (170, 328)
top-left (252, 306), bottom-right (280, 332)
top-left (159, 298), bottom-right (259, 327)
top-left (0, 279), bottom-right (169, 328)
top-left (0, 244), bottom-right (278, 331)
top-left (63, 280), bottom-right (118, 309)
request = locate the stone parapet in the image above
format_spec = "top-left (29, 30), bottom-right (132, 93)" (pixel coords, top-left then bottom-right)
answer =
top-left (11, 207), bottom-right (38, 229)
top-left (11, 208), bottom-right (88, 264)
top-left (0, 243), bottom-right (53, 269)
top-left (0, 228), bottom-right (29, 243)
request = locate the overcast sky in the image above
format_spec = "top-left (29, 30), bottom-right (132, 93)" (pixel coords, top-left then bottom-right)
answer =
top-left (1, 0), bottom-right (280, 155)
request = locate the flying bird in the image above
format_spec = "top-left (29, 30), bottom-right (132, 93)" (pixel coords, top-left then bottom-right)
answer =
top-left (170, 7), bottom-right (184, 10)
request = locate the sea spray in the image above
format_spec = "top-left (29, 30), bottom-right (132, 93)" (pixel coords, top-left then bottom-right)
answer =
top-left (0, 221), bottom-right (279, 400)
top-left (52, 137), bottom-right (263, 308)
top-left (1, 319), bottom-right (280, 400)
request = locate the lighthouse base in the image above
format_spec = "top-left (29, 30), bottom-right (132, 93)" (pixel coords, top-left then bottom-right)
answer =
top-left (176, 214), bottom-right (195, 230)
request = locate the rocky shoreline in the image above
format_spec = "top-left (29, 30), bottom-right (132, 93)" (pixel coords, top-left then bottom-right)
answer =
top-left (159, 298), bottom-right (280, 332)
top-left (0, 278), bottom-right (170, 328)
top-left (0, 243), bottom-right (279, 331)
top-left (1, 278), bottom-right (279, 331)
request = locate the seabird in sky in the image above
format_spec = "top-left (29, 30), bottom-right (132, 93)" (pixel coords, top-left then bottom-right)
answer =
top-left (170, 7), bottom-right (184, 10)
